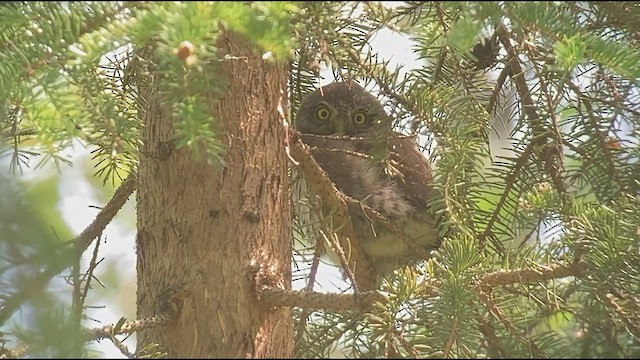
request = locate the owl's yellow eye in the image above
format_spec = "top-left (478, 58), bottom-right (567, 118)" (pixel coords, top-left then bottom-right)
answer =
top-left (316, 106), bottom-right (331, 120)
top-left (353, 111), bottom-right (367, 125)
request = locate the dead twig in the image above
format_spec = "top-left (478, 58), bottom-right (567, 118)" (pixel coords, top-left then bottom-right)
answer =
top-left (289, 133), bottom-right (377, 290)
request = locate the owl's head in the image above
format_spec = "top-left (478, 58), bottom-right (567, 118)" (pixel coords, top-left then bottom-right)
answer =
top-left (295, 81), bottom-right (389, 136)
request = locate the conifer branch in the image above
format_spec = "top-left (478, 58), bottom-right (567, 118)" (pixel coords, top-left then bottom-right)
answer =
top-left (0, 280), bottom-right (178, 359)
top-left (72, 172), bottom-right (137, 254)
top-left (496, 23), bottom-right (566, 193)
top-left (392, 328), bottom-right (420, 358)
top-left (1, 305), bottom-right (177, 358)
top-left (85, 285), bottom-right (187, 353)
top-left (487, 64), bottom-right (512, 116)
top-left (479, 261), bottom-right (587, 287)
top-left (320, 230), bottom-right (361, 294)
top-left (109, 333), bottom-right (136, 359)
top-left (478, 315), bottom-right (507, 358)
top-left (259, 288), bottom-right (388, 311)
top-left (86, 315), bottom-right (175, 341)
top-left (477, 142), bottom-right (534, 252)
top-left (600, 292), bottom-right (640, 339)
top-left (0, 173), bottom-right (137, 325)
top-left (293, 233), bottom-right (325, 346)
top-left (264, 262), bottom-right (587, 312)
top-left (478, 288), bottom-right (549, 359)
top-left (566, 81), bottom-right (624, 192)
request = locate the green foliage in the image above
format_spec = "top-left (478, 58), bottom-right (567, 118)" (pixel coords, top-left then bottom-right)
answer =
top-left (0, 1), bottom-right (298, 357)
top-left (124, 1), bottom-right (297, 166)
top-left (290, 1), bottom-right (640, 358)
top-left (217, 1), bottom-right (299, 59)
top-left (2, 0), bottom-right (640, 358)
top-left (0, 174), bottom-right (71, 261)
top-left (554, 35), bottom-right (587, 71)
top-left (1, 1), bottom-right (297, 181)
top-left (0, 174), bottom-right (81, 357)
top-left (445, 17), bottom-right (483, 57)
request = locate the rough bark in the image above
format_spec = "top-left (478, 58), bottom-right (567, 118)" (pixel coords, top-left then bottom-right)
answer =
top-left (136, 31), bottom-right (292, 358)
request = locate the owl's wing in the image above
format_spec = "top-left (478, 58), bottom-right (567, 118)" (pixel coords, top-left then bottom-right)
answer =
top-left (356, 134), bottom-right (433, 211)
top-left (388, 135), bottom-right (433, 210)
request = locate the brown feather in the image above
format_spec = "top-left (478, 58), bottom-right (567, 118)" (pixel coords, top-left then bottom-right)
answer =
top-left (294, 82), bottom-right (440, 276)
top-left (387, 135), bottom-right (433, 210)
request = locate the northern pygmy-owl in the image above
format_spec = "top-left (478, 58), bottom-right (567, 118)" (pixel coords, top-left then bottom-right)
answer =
top-left (294, 81), bottom-right (440, 275)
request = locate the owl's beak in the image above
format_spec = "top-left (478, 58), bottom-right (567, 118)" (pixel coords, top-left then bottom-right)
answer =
top-left (332, 119), bottom-right (345, 134)
top-left (331, 114), bottom-right (352, 135)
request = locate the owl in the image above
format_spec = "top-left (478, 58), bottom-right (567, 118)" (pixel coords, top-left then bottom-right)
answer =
top-left (294, 81), bottom-right (440, 276)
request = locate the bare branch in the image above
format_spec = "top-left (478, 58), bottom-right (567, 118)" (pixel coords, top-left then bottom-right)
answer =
top-left (496, 23), bottom-right (566, 193)
top-left (263, 262), bottom-right (587, 313)
top-left (479, 261), bottom-right (587, 287)
top-left (72, 173), bottom-right (137, 253)
top-left (86, 315), bottom-right (174, 341)
top-left (478, 288), bottom-right (548, 359)
top-left (109, 333), bottom-right (136, 359)
top-left (85, 285), bottom-right (186, 342)
top-left (289, 133), bottom-right (376, 290)
top-left (293, 232), bottom-right (325, 346)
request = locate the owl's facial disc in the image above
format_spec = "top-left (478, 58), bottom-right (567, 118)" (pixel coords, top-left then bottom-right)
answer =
top-left (317, 106), bottom-right (373, 136)
top-left (315, 103), bottom-right (350, 135)
top-left (296, 82), bottom-right (388, 136)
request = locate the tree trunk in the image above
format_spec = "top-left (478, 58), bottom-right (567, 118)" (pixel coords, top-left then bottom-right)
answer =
top-left (136, 31), bottom-right (292, 358)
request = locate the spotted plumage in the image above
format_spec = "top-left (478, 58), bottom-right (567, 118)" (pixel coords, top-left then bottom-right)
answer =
top-left (295, 81), bottom-right (440, 275)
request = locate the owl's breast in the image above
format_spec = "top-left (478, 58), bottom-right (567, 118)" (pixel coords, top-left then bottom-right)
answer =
top-left (351, 210), bottom-right (439, 275)
top-left (298, 133), bottom-right (439, 275)
top-left (300, 134), bottom-right (375, 200)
